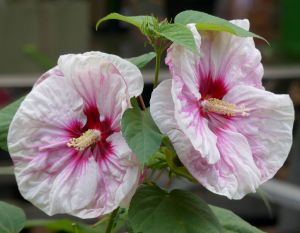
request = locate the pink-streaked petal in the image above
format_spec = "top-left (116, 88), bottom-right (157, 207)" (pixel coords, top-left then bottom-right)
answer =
top-left (223, 85), bottom-right (294, 182)
top-left (48, 155), bottom-right (100, 217)
top-left (7, 76), bottom-right (89, 216)
top-left (59, 57), bottom-right (130, 130)
top-left (8, 75), bottom-right (85, 162)
top-left (58, 52), bottom-right (143, 97)
top-left (165, 24), bottom-right (202, 100)
top-left (106, 133), bottom-right (140, 208)
top-left (150, 80), bottom-right (260, 199)
top-left (181, 128), bottom-right (261, 199)
top-left (151, 79), bottom-right (219, 164)
top-left (34, 66), bottom-right (64, 87)
top-left (205, 19), bottom-right (264, 89)
top-left (87, 132), bottom-right (139, 215)
top-left (150, 80), bottom-right (196, 161)
top-left (150, 80), bottom-right (180, 138)
top-left (44, 139), bottom-right (138, 218)
top-left (8, 73), bottom-right (139, 218)
top-left (171, 77), bottom-right (220, 164)
top-left (168, 22), bottom-right (263, 98)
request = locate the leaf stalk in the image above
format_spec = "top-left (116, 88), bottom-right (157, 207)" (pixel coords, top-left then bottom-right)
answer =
top-left (105, 207), bottom-right (119, 233)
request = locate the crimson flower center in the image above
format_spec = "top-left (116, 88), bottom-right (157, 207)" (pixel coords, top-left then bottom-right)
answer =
top-left (67, 129), bottom-right (101, 151)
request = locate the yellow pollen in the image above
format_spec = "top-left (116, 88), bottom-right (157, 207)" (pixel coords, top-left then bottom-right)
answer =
top-left (67, 129), bottom-right (101, 151)
top-left (201, 98), bottom-right (249, 117)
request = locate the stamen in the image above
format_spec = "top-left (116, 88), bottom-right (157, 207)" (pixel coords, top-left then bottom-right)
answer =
top-left (67, 129), bottom-right (101, 151)
top-left (201, 98), bottom-right (249, 117)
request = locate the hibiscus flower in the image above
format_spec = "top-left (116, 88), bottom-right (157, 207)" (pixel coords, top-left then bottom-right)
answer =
top-left (150, 21), bottom-right (294, 199)
top-left (8, 52), bottom-right (142, 218)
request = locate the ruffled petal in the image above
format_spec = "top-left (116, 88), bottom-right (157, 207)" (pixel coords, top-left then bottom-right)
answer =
top-left (7, 75), bottom-right (88, 216)
top-left (8, 75), bottom-right (85, 157)
top-left (150, 80), bottom-right (180, 138)
top-left (150, 80), bottom-right (260, 199)
top-left (150, 80), bottom-right (197, 162)
top-left (150, 80), bottom-right (199, 177)
top-left (151, 79), bottom-right (219, 164)
top-left (165, 24), bottom-right (202, 100)
top-left (58, 51), bottom-right (143, 97)
top-left (181, 128), bottom-right (261, 199)
top-left (167, 22), bottom-right (263, 99)
top-left (59, 57), bottom-right (130, 130)
top-left (102, 133), bottom-right (140, 209)
top-left (76, 132), bottom-right (139, 217)
top-left (202, 19), bottom-right (264, 89)
top-left (48, 154), bottom-right (100, 217)
top-left (48, 133), bottom-right (139, 218)
top-left (8, 67), bottom-right (139, 218)
top-left (34, 66), bottom-right (64, 87)
top-left (223, 85), bottom-right (294, 182)
top-left (171, 77), bottom-right (220, 164)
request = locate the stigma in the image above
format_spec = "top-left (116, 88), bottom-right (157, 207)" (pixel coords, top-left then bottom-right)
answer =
top-left (67, 129), bottom-right (101, 151)
top-left (201, 98), bottom-right (249, 117)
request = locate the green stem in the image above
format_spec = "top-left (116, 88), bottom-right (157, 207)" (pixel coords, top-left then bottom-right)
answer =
top-left (0, 166), bottom-right (14, 175)
top-left (153, 50), bottom-right (162, 88)
top-left (72, 223), bottom-right (79, 233)
top-left (137, 95), bottom-right (146, 110)
top-left (163, 147), bottom-right (197, 183)
top-left (105, 207), bottom-right (119, 233)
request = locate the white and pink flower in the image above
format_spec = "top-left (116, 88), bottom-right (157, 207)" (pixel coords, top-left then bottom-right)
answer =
top-left (150, 21), bottom-right (294, 199)
top-left (8, 52), bottom-right (142, 218)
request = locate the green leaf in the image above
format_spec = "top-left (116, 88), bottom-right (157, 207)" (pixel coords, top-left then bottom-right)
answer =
top-left (129, 184), bottom-right (223, 233)
top-left (121, 107), bottom-right (163, 165)
top-left (162, 147), bottom-right (197, 182)
top-left (0, 201), bottom-right (26, 233)
top-left (96, 12), bottom-right (153, 30)
top-left (96, 13), bottom-right (197, 51)
top-left (26, 219), bottom-right (107, 233)
top-left (210, 205), bottom-right (265, 233)
top-left (175, 10), bottom-right (267, 42)
top-left (26, 211), bottom-right (129, 233)
top-left (0, 97), bottom-right (25, 151)
top-left (126, 52), bottom-right (156, 69)
top-left (157, 23), bottom-right (197, 51)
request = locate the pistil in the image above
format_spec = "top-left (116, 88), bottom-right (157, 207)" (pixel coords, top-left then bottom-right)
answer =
top-left (67, 129), bottom-right (101, 150)
top-left (201, 98), bottom-right (249, 117)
